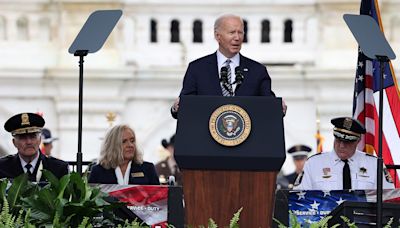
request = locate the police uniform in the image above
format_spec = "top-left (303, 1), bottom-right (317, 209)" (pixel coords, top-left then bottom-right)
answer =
top-left (293, 117), bottom-right (394, 190)
top-left (40, 128), bottom-right (58, 156)
top-left (282, 144), bottom-right (312, 189)
top-left (294, 150), bottom-right (394, 190)
top-left (0, 113), bottom-right (69, 181)
top-left (155, 135), bottom-right (182, 185)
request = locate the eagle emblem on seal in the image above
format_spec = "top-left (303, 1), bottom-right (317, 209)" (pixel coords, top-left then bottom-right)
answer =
top-left (222, 115), bottom-right (241, 136)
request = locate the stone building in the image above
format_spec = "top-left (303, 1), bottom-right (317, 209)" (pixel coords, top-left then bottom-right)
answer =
top-left (0, 0), bottom-right (398, 173)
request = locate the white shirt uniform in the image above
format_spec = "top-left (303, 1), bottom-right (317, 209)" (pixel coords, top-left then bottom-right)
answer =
top-left (293, 150), bottom-right (394, 190)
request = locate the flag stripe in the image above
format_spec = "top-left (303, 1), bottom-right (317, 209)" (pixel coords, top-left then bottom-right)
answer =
top-left (385, 86), bottom-right (400, 133)
top-left (374, 91), bottom-right (400, 167)
top-left (353, 0), bottom-right (400, 186)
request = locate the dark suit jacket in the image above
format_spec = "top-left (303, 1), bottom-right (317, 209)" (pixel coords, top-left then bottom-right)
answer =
top-left (0, 152), bottom-right (69, 181)
top-left (284, 172), bottom-right (299, 187)
top-left (180, 52), bottom-right (275, 96)
top-left (88, 161), bottom-right (160, 185)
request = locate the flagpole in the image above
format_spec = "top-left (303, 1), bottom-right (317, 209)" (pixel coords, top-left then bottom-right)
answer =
top-left (376, 55), bottom-right (388, 228)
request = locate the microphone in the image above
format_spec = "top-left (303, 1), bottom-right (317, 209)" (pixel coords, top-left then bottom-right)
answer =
top-left (234, 66), bottom-right (244, 91)
top-left (220, 66), bottom-right (232, 95)
top-left (168, 175), bottom-right (176, 186)
top-left (220, 66), bottom-right (228, 84)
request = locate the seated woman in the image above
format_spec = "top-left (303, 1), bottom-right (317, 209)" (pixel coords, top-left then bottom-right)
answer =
top-left (89, 124), bottom-right (160, 185)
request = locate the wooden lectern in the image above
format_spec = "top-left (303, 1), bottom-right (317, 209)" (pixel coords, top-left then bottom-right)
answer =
top-left (175, 96), bottom-right (286, 227)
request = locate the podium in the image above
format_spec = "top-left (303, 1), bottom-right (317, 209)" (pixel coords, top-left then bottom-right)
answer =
top-left (175, 95), bottom-right (286, 227)
top-left (327, 201), bottom-right (400, 227)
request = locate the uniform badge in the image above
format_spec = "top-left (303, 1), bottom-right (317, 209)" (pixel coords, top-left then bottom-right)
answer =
top-left (358, 167), bottom-right (369, 177)
top-left (322, 168), bottom-right (331, 178)
top-left (131, 172), bottom-right (144, 177)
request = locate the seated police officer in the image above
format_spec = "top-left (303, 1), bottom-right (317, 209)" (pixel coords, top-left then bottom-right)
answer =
top-left (0, 113), bottom-right (69, 181)
top-left (155, 134), bottom-right (182, 185)
top-left (293, 117), bottom-right (394, 190)
top-left (283, 144), bottom-right (312, 189)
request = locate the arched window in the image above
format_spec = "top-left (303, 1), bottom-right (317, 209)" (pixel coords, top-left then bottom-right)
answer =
top-left (150, 19), bottom-right (157, 43)
top-left (261, 20), bottom-right (270, 43)
top-left (243, 20), bottom-right (248, 43)
top-left (284, 19), bottom-right (293, 43)
top-left (171, 19), bottom-right (180, 43)
top-left (193, 20), bottom-right (203, 43)
top-left (17, 17), bottom-right (29, 41)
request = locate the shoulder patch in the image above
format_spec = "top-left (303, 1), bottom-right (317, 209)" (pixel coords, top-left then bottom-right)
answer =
top-left (0, 154), bottom-right (14, 160)
top-left (365, 153), bottom-right (376, 157)
top-left (383, 168), bottom-right (394, 183)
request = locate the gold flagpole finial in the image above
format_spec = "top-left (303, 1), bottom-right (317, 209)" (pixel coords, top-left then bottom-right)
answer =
top-left (106, 112), bottom-right (117, 127)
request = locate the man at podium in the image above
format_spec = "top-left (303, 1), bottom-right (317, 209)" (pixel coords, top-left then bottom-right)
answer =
top-left (293, 117), bottom-right (394, 190)
top-left (171, 13), bottom-right (287, 118)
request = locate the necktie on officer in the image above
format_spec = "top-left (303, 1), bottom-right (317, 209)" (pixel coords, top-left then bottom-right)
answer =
top-left (221, 59), bottom-right (233, 96)
top-left (342, 159), bottom-right (351, 189)
top-left (25, 163), bottom-right (35, 181)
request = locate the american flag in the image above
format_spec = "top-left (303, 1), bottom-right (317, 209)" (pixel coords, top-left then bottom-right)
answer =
top-left (101, 185), bottom-right (169, 227)
top-left (289, 189), bottom-right (400, 225)
top-left (352, 0), bottom-right (400, 187)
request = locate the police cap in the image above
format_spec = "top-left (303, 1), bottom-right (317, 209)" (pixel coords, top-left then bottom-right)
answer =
top-left (41, 128), bottom-right (58, 144)
top-left (331, 117), bottom-right (366, 141)
top-left (288, 144), bottom-right (312, 159)
top-left (4, 113), bottom-right (45, 136)
top-left (161, 134), bottom-right (175, 149)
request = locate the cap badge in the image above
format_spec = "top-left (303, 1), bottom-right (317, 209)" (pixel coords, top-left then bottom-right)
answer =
top-left (343, 118), bottom-right (353, 130)
top-left (21, 113), bottom-right (30, 126)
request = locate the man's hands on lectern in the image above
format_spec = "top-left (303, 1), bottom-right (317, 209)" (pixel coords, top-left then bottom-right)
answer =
top-left (172, 97), bottom-right (180, 114)
top-left (282, 99), bottom-right (287, 117)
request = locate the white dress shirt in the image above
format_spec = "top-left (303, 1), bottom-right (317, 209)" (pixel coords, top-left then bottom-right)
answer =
top-left (216, 50), bottom-right (240, 93)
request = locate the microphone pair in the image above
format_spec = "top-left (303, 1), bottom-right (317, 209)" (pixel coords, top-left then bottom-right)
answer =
top-left (220, 66), bottom-right (244, 85)
top-left (220, 67), bottom-right (244, 96)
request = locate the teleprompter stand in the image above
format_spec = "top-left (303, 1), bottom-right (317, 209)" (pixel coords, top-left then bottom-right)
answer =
top-left (68, 10), bottom-right (122, 175)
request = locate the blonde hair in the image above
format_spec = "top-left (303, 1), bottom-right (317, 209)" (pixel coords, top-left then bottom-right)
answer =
top-left (98, 124), bottom-right (143, 169)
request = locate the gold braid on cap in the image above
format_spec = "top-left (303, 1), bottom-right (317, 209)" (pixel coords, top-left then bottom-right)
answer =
top-left (333, 127), bottom-right (361, 137)
top-left (12, 127), bottom-right (42, 136)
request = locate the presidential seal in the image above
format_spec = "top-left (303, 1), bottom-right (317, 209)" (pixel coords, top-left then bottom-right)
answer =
top-left (209, 104), bottom-right (251, 146)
